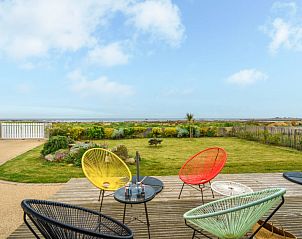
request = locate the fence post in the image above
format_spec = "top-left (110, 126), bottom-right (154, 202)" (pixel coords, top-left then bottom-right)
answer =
top-left (294, 129), bottom-right (297, 149)
top-left (264, 126), bottom-right (267, 144)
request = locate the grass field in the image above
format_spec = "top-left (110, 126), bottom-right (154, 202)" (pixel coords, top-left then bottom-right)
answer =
top-left (0, 137), bottom-right (301, 183)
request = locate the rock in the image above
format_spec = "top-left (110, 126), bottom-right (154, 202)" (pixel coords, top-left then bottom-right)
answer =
top-left (45, 154), bottom-right (55, 162)
top-left (125, 158), bottom-right (135, 164)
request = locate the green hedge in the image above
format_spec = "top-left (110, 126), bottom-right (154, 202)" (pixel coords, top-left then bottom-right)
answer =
top-left (47, 123), bottom-right (230, 140)
top-left (41, 136), bottom-right (72, 156)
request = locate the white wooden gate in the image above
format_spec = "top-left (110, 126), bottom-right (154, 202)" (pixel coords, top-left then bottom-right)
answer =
top-left (0, 123), bottom-right (47, 139)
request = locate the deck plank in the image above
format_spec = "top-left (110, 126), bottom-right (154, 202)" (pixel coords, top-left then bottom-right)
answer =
top-left (8, 173), bottom-right (302, 239)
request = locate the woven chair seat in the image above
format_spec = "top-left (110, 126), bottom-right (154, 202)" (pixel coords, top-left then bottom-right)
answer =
top-left (178, 147), bottom-right (227, 201)
top-left (22, 199), bottom-right (133, 239)
top-left (82, 148), bottom-right (132, 191)
top-left (184, 188), bottom-right (286, 239)
top-left (179, 147), bottom-right (227, 185)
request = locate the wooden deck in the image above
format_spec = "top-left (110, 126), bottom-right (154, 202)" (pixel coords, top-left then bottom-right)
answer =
top-left (9, 173), bottom-right (302, 238)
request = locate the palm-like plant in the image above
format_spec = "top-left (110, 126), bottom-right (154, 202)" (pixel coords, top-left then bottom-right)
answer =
top-left (186, 113), bottom-right (194, 138)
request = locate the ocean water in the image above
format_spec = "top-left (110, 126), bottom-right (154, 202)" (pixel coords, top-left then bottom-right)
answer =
top-left (0, 117), bottom-right (297, 122)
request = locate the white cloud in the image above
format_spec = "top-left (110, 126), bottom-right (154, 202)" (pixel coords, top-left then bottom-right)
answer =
top-left (0, 0), bottom-right (185, 61)
top-left (0, 0), bottom-right (109, 59)
top-left (268, 18), bottom-right (291, 53)
top-left (266, 18), bottom-right (302, 54)
top-left (262, 2), bottom-right (302, 53)
top-left (127, 0), bottom-right (185, 47)
top-left (87, 42), bottom-right (129, 67)
top-left (227, 69), bottom-right (268, 86)
top-left (68, 70), bottom-right (134, 96)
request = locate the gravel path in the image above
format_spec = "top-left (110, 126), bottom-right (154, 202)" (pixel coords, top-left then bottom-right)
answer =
top-left (0, 140), bottom-right (63, 238)
top-left (0, 181), bottom-right (62, 238)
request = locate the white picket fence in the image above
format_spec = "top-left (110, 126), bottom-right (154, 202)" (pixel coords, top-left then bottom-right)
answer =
top-left (0, 122), bottom-right (49, 139)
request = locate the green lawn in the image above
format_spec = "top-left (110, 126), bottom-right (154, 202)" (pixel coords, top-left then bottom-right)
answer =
top-left (0, 137), bottom-right (301, 183)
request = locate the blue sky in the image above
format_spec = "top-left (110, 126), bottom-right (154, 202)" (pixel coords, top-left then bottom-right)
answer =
top-left (0, 0), bottom-right (302, 119)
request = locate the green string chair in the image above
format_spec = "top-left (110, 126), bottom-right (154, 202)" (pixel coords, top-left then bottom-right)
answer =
top-left (184, 188), bottom-right (286, 239)
top-left (82, 148), bottom-right (132, 211)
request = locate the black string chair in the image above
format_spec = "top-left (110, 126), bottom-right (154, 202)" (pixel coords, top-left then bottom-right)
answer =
top-left (21, 199), bottom-right (133, 239)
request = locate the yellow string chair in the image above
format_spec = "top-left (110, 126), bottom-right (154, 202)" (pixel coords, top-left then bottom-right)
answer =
top-left (82, 148), bottom-right (132, 211)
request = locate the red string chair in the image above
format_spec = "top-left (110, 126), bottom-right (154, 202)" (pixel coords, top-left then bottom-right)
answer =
top-left (178, 147), bottom-right (227, 203)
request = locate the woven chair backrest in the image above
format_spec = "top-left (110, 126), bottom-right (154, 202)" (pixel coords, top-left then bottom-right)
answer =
top-left (82, 148), bottom-right (132, 191)
top-left (179, 147), bottom-right (227, 183)
top-left (22, 199), bottom-right (133, 239)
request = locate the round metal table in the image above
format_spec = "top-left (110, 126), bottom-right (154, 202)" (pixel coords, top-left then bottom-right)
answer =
top-left (211, 181), bottom-right (253, 196)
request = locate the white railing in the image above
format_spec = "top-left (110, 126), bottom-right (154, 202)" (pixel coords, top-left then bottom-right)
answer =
top-left (0, 122), bottom-right (49, 139)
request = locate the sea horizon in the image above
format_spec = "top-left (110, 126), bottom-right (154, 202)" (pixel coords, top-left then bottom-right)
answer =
top-left (0, 117), bottom-right (301, 123)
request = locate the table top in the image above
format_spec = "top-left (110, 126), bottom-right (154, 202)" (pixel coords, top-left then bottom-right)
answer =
top-left (114, 185), bottom-right (156, 204)
top-left (131, 176), bottom-right (164, 194)
top-left (211, 181), bottom-right (253, 196)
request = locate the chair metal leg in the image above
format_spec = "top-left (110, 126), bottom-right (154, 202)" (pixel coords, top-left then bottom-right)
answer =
top-left (99, 190), bottom-right (105, 212)
top-left (98, 189), bottom-right (102, 201)
top-left (23, 212), bottom-right (41, 239)
top-left (209, 181), bottom-right (215, 198)
top-left (185, 219), bottom-right (213, 239)
top-left (192, 230), bottom-right (196, 239)
top-left (248, 196), bottom-right (285, 239)
top-left (178, 182), bottom-right (185, 199)
top-left (198, 185), bottom-right (204, 204)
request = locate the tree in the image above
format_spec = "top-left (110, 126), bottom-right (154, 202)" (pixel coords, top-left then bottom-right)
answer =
top-left (186, 113), bottom-right (194, 138)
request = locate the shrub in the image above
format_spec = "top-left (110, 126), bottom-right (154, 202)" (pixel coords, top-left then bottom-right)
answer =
top-left (123, 127), bottom-right (134, 138)
top-left (206, 127), bottom-right (218, 137)
top-left (148, 138), bottom-right (163, 146)
top-left (111, 145), bottom-right (128, 160)
top-left (163, 127), bottom-right (177, 137)
top-left (132, 127), bottom-right (147, 137)
top-left (177, 127), bottom-right (189, 137)
top-left (145, 128), bottom-right (153, 138)
top-left (48, 126), bottom-right (68, 137)
top-left (200, 127), bottom-right (209, 137)
top-left (132, 127), bottom-right (147, 134)
top-left (41, 136), bottom-right (72, 156)
top-left (68, 126), bottom-right (85, 140)
top-left (111, 128), bottom-right (124, 139)
top-left (65, 142), bottom-right (107, 167)
top-left (267, 133), bottom-right (282, 145)
top-left (152, 127), bottom-right (162, 137)
top-left (104, 128), bottom-right (114, 139)
top-left (85, 126), bottom-right (104, 139)
top-left (193, 127), bottom-right (201, 137)
top-left (261, 130), bottom-right (269, 143)
top-left (217, 127), bottom-right (228, 137)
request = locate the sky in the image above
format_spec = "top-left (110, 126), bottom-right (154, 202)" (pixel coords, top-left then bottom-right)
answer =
top-left (0, 0), bottom-right (302, 119)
